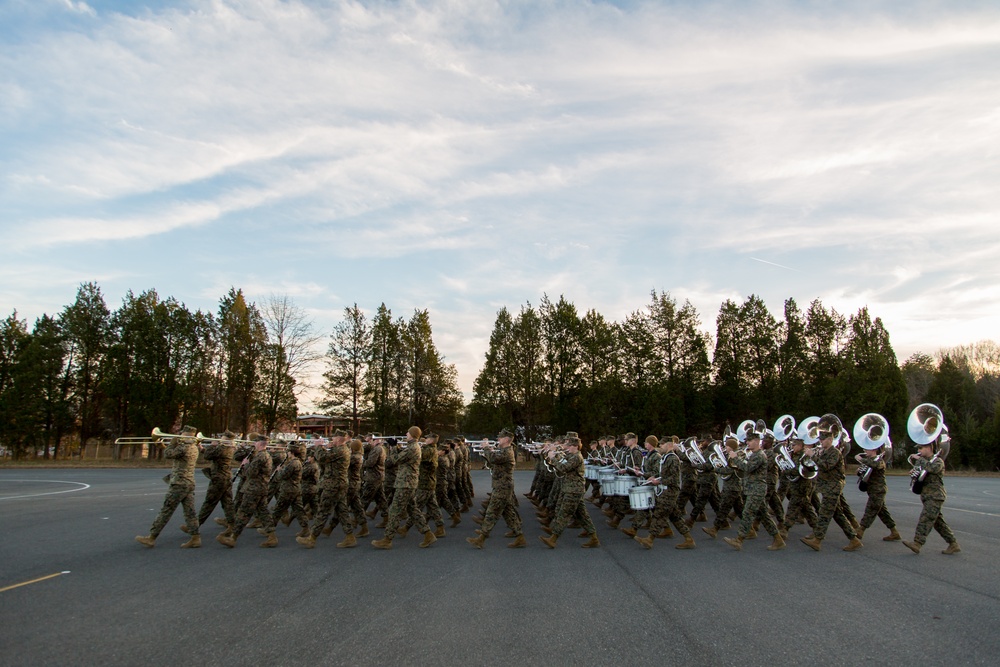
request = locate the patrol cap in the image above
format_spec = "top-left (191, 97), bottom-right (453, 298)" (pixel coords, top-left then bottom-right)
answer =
top-left (221, 430), bottom-right (238, 440)
top-left (623, 432), bottom-right (637, 441)
top-left (498, 428), bottom-right (514, 439)
top-left (181, 425), bottom-right (197, 436)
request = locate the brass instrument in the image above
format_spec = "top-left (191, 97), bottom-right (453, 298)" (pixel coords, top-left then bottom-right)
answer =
top-left (773, 414), bottom-right (797, 442)
top-left (907, 403), bottom-right (950, 493)
top-left (681, 436), bottom-right (707, 467)
top-left (852, 413), bottom-right (892, 491)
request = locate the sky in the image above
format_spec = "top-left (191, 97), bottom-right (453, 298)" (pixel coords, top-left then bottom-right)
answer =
top-left (2, 0), bottom-right (999, 410)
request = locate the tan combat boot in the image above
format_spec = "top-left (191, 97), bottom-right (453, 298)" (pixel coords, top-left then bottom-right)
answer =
top-left (135, 535), bottom-right (156, 548)
top-left (635, 534), bottom-right (654, 550)
top-left (746, 527), bottom-right (758, 540)
top-left (539, 534), bottom-right (559, 549)
top-left (581, 533), bottom-right (600, 548)
top-left (375, 517), bottom-right (387, 529)
top-left (606, 517), bottom-right (621, 529)
top-left (767, 534), bottom-right (786, 551)
top-left (843, 537), bottom-right (863, 552)
top-left (181, 534), bottom-right (201, 549)
top-left (321, 524), bottom-right (334, 537)
top-left (371, 536), bottom-right (393, 550)
top-left (336, 533), bottom-right (357, 548)
top-left (697, 512), bottom-right (708, 522)
top-left (295, 526), bottom-right (310, 538)
top-left (450, 512), bottom-right (462, 527)
top-left (723, 536), bottom-right (743, 551)
top-left (472, 516), bottom-right (484, 525)
top-left (702, 526), bottom-right (718, 539)
top-left (540, 525), bottom-right (553, 535)
top-left (507, 534), bottom-right (527, 548)
top-left (365, 507), bottom-right (379, 519)
top-left (180, 524), bottom-right (191, 534)
top-left (260, 532), bottom-right (278, 548)
top-left (397, 525), bottom-right (410, 537)
top-left (883, 528), bottom-right (901, 541)
top-left (902, 540), bottom-right (921, 554)
top-left (577, 530), bottom-right (590, 538)
top-left (855, 527), bottom-right (865, 540)
top-left (281, 512), bottom-right (292, 527)
top-left (295, 534), bottom-right (316, 549)
top-left (942, 542), bottom-right (961, 555)
top-left (357, 522), bottom-right (370, 538)
top-left (466, 533), bottom-right (487, 549)
top-left (621, 526), bottom-right (637, 538)
top-left (418, 530), bottom-right (437, 548)
top-left (657, 526), bottom-right (674, 539)
top-left (214, 517), bottom-right (228, 527)
top-left (675, 534), bottom-right (696, 550)
top-left (434, 525), bottom-right (446, 538)
top-left (216, 533), bottom-right (237, 548)
top-left (504, 530), bottom-right (517, 538)
top-left (800, 536), bottom-right (822, 551)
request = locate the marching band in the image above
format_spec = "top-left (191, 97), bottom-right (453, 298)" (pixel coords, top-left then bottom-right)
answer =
top-left (134, 403), bottom-right (961, 555)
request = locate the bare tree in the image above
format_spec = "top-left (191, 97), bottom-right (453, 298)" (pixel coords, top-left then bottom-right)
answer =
top-left (257, 294), bottom-right (324, 432)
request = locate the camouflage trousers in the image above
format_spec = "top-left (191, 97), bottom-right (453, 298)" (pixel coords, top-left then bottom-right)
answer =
top-left (301, 486), bottom-right (318, 518)
top-left (738, 484), bottom-right (778, 538)
top-left (271, 490), bottom-right (309, 529)
top-left (765, 483), bottom-right (785, 526)
top-left (436, 484), bottom-right (459, 517)
top-left (914, 497), bottom-right (956, 546)
top-left (462, 467), bottom-right (474, 504)
top-left (814, 481), bottom-right (857, 541)
top-left (311, 484), bottom-right (354, 537)
top-left (689, 480), bottom-right (720, 522)
top-left (550, 490), bottom-right (595, 537)
top-left (407, 489), bottom-right (442, 529)
top-left (384, 487), bottom-right (427, 538)
top-left (361, 479), bottom-right (387, 515)
top-left (150, 482), bottom-right (199, 538)
top-left (648, 491), bottom-right (690, 537)
top-left (196, 476), bottom-right (235, 526)
top-left (782, 483), bottom-right (818, 530)
top-left (231, 486), bottom-right (273, 538)
top-left (713, 483), bottom-right (744, 530)
top-left (676, 479), bottom-right (697, 515)
top-left (859, 490), bottom-right (896, 532)
top-left (481, 489), bottom-right (522, 537)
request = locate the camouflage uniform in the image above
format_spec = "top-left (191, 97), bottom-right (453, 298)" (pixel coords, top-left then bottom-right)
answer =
top-left (676, 456), bottom-right (699, 516)
top-left (480, 446), bottom-right (522, 537)
top-left (647, 451), bottom-right (691, 538)
top-left (610, 445), bottom-right (643, 524)
top-left (383, 442), bottom-right (399, 512)
top-left (781, 449), bottom-right (817, 533)
top-left (857, 455), bottom-right (896, 534)
top-left (630, 450), bottom-right (661, 531)
top-left (436, 445), bottom-right (460, 518)
top-left (712, 460), bottom-right (744, 532)
top-left (229, 447), bottom-right (274, 538)
top-left (764, 446), bottom-right (786, 526)
top-left (733, 449), bottom-right (778, 539)
top-left (148, 438), bottom-right (200, 538)
top-left (310, 441), bottom-right (354, 539)
top-left (911, 456), bottom-right (957, 547)
top-left (812, 445), bottom-right (858, 541)
top-left (360, 441), bottom-right (387, 516)
top-left (301, 454), bottom-right (319, 518)
top-left (196, 439), bottom-right (235, 527)
top-left (270, 449), bottom-right (308, 531)
top-left (547, 450), bottom-right (596, 537)
top-left (688, 454), bottom-right (719, 524)
top-left (347, 443), bottom-right (365, 527)
top-left (408, 440), bottom-right (442, 530)
top-left (383, 440), bottom-right (427, 538)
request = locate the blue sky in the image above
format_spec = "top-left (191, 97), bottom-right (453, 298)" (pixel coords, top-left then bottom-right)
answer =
top-left (2, 0), bottom-right (999, 409)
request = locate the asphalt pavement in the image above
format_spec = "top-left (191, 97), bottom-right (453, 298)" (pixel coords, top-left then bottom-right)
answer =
top-left (1, 469), bottom-right (998, 667)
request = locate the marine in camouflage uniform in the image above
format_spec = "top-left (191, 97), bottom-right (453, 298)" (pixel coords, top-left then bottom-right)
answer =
top-left (608, 434), bottom-right (643, 529)
top-left (800, 427), bottom-right (862, 552)
top-left (408, 433), bottom-right (443, 534)
top-left (703, 438), bottom-right (744, 538)
top-left (436, 441), bottom-right (461, 528)
top-left (778, 440), bottom-right (818, 537)
top-left (195, 430), bottom-right (237, 529)
top-left (625, 436), bottom-right (661, 536)
top-left (467, 429), bottom-right (523, 548)
top-left (635, 438), bottom-right (694, 549)
top-left (855, 446), bottom-right (899, 542)
top-left (687, 436), bottom-right (720, 526)
top-left (537, 436), bottom-right (598, 548)
top-left (301, 449), bottom-right (320, 517)
top-left (217, 434), bottom-right (275, 548)
top-left (762, 436), bottom-right (786, 528)
top-left (903, 442), bottom-right (960, 555)
top-left (270, 443), bottom-right (309, 536)
top-left (346, 439), bottom-right (367, 536)
top-left (136, 426), bottom-right (201, 548)
top-left (382, 439), bottom-right (399, 518)
top-left (372, 426), bottom-right (435, 548)
top-left (723, 432), bottom-right (783, 551)
top-left (360, 435), bottom-right (387, 519)
top-left (299, 431), bottom-right (356, 548)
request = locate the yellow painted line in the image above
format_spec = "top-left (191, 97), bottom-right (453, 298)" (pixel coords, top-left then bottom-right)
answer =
top-left (0, 571), bottom-right (70, 594)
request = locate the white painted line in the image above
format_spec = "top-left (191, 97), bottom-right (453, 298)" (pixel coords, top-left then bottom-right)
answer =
top-left (0, 480), bottom-right (91, 501)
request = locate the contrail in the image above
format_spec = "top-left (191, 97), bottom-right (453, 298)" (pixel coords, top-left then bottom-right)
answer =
top-left (750, 257), bottom-right (796, 271)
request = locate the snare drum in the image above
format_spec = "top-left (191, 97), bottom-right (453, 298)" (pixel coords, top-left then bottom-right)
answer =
top-left (614, 474), bottom-right (639, 496)
top-left (628, 484), bottom-right (656, 510)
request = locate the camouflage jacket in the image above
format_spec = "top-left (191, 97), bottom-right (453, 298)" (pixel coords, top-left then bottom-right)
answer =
top-left (417, 442), bottom-right (438, 491)
top-left (316, 443), bottom-right (350, 489)
top-left (815, 445), bottom-right (846, 484)
top-left (392, 441), bottom-right (422, 490)
top-left (348, 450), bottom-right (363, 493)
top-left (551, 450), bottom-right (585, 495)
top-left (485, 446), bottom-right (515, 495)
top-left (657, 451), bottom-right (681, 496)
top-left (164, 439), bottom-right (199, 486)
top-left (242, 449), bottom-right (273, 493)
top-left (274, 456), bottom-right (303, 495)
top-left (201, 442), bottom-right (235, 478)
top-left (734, 449), bottom-right (768, 493)
top-left (362, 443), bottom-right (386, 482)
top-left (916, 456), bottom-right (947, 502)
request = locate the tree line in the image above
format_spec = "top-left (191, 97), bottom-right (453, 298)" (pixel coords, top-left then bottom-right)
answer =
top-left (3, 284), bottom-right (998, 470)
top-left (0, 283), bottom-right (463, 459)
top-left (463, 292), bottom-right (1000, 471)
